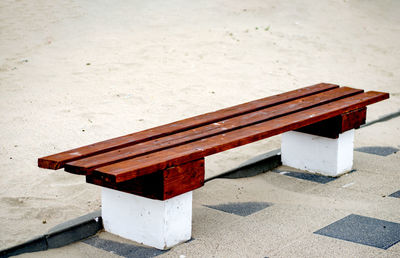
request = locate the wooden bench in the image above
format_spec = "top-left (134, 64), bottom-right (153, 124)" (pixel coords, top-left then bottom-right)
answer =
top-left (38, 83), bottom-right (389, 249)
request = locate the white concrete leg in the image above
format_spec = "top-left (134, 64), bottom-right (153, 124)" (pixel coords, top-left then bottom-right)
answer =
top-left (281, 129), bottom-right (354, 177)
top-left (101, 188), bottom-right (192, 250)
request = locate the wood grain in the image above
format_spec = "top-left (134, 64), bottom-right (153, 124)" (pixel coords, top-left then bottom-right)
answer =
top-left (38, 83), bottom-right (338, 169)
top-left (86, 159), bottom-right (204, 200)
top-left (88, 91), bottom-right (389, 183)
top-left (341, 107), bottom-right (367, 132)
top-left (65, 86), bottom-right (361, 175)
top-left (295, 107), bottom-right (367, 138)
top-left (162, 158), bottom-right (205, 200)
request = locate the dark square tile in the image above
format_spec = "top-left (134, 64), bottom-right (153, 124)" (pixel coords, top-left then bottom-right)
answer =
top-left (355, 146), bottom-right (399, 156)
top-left (205, 202), bottom-right (271, 217)
top-left (83, 236), bottom-right (167, 257)
top-left (389, 190), bottom-right (400, 198)
top-left (273, 169), bottom-right (337, 184)
top-left (314, 214), bottom-right (400, 249)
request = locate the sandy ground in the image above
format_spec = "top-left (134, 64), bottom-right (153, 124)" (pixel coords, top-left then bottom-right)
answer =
top-left (0, 0), bottom-right (399, 250)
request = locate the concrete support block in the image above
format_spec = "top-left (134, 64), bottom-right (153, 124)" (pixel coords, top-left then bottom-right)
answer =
top-left (281, 129), bottom-right (354, 176)
top-left (102, 187), bottom-right (192, 250)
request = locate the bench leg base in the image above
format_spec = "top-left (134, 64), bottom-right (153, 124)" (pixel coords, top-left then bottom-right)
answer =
top-left (101, 187), bottom-right (192, 250)
top-left (281, 129), bottom-right (354, 177)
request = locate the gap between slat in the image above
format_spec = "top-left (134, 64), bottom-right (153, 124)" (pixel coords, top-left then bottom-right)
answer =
top-left (38, 83), bottom-right (338, 169)
top-left (65, 87), bottom-right (362, 175)
top-left (89, 91), bottom-right (388, 183)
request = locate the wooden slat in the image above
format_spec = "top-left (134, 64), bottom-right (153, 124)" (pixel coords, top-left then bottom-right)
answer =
top-left (65, 87), bottom-right (362, 175)
top-left (86, 159), bottom-right (204, 200)
top-left (161, 158), bottom-right (205, 200)
top-left (341, 107), bottom-right (367, 132)
top-left (88, 91), bottom-right (389, 184)
top-left (38, 83), bottom-right (338, 169)
top-left (295, 107), bottom-right (367, 139)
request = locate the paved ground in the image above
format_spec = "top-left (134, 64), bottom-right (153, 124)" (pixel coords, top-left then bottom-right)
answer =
top-left (1, 0), bottom-right (399, 252)
top-left (13, 115), bottom-right (400, 258)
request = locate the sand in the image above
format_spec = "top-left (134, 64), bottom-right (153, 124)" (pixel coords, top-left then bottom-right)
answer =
top-left (0, 0), bottom-right (399, 249)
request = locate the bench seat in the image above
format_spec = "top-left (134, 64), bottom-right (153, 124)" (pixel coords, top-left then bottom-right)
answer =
top-left (39, 83), bottom-right (388, 200)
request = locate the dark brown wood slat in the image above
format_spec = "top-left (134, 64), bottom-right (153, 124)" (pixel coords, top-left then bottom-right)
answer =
top-left (341, 107), bottom-right (367, 132)
top-left (38, 83), bottom-right (338, 169)
top-left (65, 87), bottom-right (362, 175)
top-left (86, 159), bottom-right (204, 200)
top-left (88, 91), bottom-right (389, 184)
top-left (295, 107), bottom-right (367, 139)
